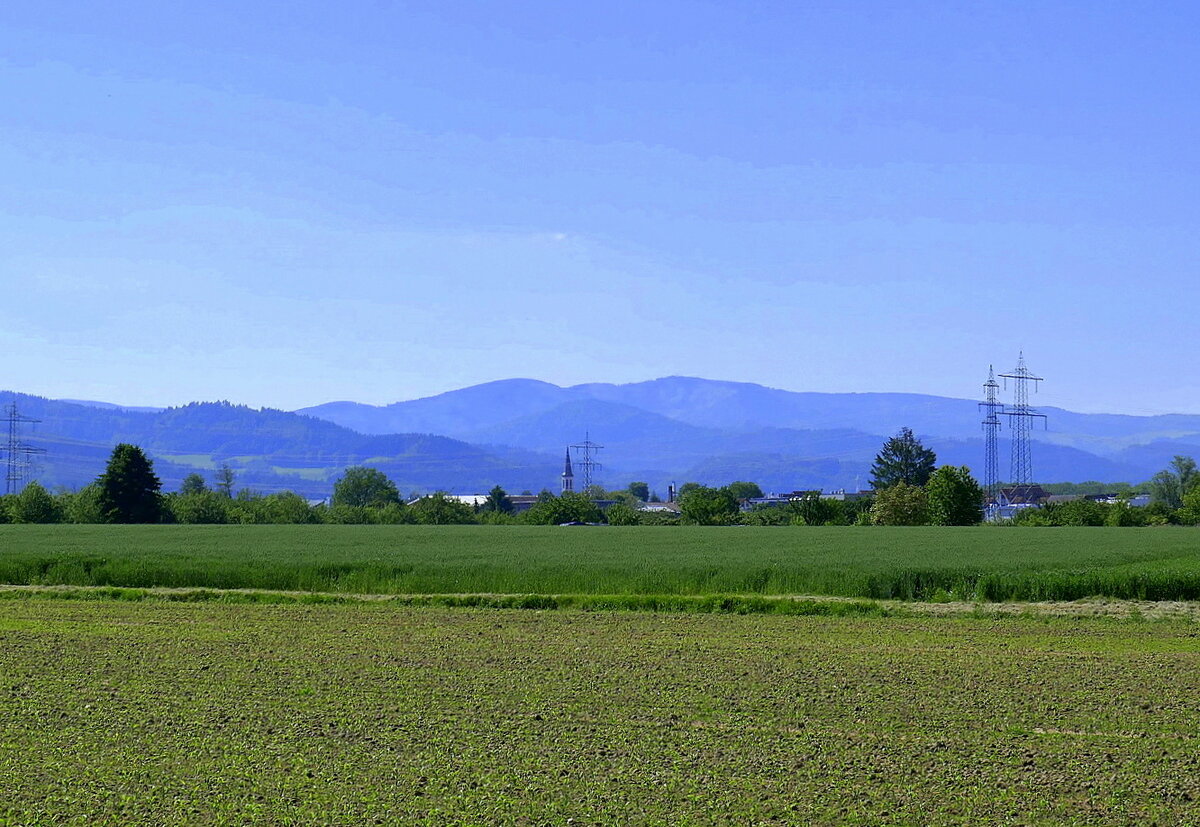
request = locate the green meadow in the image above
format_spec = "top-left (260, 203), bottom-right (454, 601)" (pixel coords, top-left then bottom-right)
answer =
top-left (2, 524), bottom-right (1200, 601)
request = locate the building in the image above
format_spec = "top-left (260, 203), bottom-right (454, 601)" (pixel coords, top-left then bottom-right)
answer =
top-left (507, 495), bottom-right (541, 514)
top-left (638, 501), bottom-right (682, 514)
top-left (1043, 494), bottom-right (1084, 505)
top-left (561, 448), bottom-right (574, 494)
top-left (819, 489), bottom-right (873, 502)
top-left (742, 490), bottom-right (873, 512)
top-left (986, 485), bottom-right (1049, 521)
top-left (996, 485), bottom-right (1048, 506)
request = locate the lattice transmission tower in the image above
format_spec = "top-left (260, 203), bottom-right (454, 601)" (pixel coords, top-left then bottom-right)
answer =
top-left (4, 399), bottom-right (46, 495)
top-left (570, 432), bottom-right (604, 491)
top-left (999, 352), bottom-right (1046, 487)
top-left (978, 366), bottom-right (1003, 505)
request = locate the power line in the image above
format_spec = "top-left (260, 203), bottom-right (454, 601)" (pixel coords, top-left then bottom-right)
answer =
top-left (4, 399), bottom-right (46, 495)
top-left (570, 431), bottom-right (603, 490)
top-left (979, 365), bottom-right (1003, 507)
top-left (999, 352), bottom-right (1047, 487)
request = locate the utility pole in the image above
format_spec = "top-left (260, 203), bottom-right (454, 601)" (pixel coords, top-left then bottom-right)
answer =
top-left (4, 399), bottom-right (46, 495)
top-left (999, 352), bottom-right (1046, 487)
top-left (570, 432), bottom-right (604, 491)
top-left (979, 366), bottom-right (1003, 508)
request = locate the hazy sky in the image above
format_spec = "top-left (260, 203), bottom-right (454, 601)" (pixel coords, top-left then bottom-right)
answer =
top-left (3, 2), bottom-right (1198, 413)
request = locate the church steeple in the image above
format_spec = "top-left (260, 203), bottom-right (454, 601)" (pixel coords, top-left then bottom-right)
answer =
top-left (561, 447), bottom-right (574, 493)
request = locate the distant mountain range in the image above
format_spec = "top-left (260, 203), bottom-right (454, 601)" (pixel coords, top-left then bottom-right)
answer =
top-left (8, 376), bottom-right (1200, 497)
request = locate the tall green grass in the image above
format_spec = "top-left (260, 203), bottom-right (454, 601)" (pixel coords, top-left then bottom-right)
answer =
top-left (1, 524), bottom-right (1199, 601)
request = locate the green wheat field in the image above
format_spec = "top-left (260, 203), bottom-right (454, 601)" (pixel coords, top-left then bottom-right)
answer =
top-left (4, 525), bottom-right (1200, 824)
top-left (2, 523), bottom-right (1200, 601)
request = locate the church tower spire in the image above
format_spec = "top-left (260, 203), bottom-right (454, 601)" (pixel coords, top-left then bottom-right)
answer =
top-left (561, 447), bottom-right (574, 493)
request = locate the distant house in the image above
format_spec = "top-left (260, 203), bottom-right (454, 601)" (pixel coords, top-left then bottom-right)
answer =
top-left (742, 490), bottom-right (872, 512)
top-left (506, 495), bottom-right (541, 514)
top-left (986, 485), bottom-right (1049, 521)
top-left (997, 485), bottom-right (1048, 506)
top-left (1086, 493), bottom-right (1152, 508)
top-left (990, 488), bottom-right (1152, 520)
top-left (819, 489), bottom-right (872, 502)
top-left (1044, 494), bottom-right (1083, 504)
top-left (473, 495), bottom-right (629, 515)
top-left (638, 501), bottom-right (681, 514)
top-left (406, 494), bottom-right (488, 508)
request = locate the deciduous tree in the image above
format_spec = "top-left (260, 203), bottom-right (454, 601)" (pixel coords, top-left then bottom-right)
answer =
top-left (725, 481), bottom-right (764, 500)
top-left (410, 492), bottom-right (476, 525)
top-left (678, 485), bottom-right (739, 526)
top-left (332, 466), bottom-right (400, 508)
top-left (522, 492), bottom-right (603, 525)
top-left (627, 482), bottom-right (650, 502)
top-left (605, 502), bottom-right (640, 526)
top-left (926, 466), bottom-right (984, 526)
top-left (9, 482), bottom-right (61, 524)
top-left (180, 473), bottom-right (208, 495)
top-left (214, 464), bottom-right (236, 498)
top-left (213, 465), bottom-right (236, 496)
top-left (870, 482), bottom-right (929, 526)
top-left (170, 490), bottom-right (231, 524)
top-left (1150, 456), bottom-right (1199, 509)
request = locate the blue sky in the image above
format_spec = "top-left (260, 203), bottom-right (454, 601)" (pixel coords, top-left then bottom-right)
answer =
top-left (3, 1), bottom-right (1197, 413)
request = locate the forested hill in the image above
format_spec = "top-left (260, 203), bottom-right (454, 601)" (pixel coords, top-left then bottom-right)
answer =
top-left (5, 395), bottom-right (557, 497)
top-left (15, 375), bottom-right (1200, 497)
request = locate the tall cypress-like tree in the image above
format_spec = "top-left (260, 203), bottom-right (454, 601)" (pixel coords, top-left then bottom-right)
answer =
top-left (96, 443), bottom-right (163, 523)
top-left (870, 427), bottom-right (937, 490)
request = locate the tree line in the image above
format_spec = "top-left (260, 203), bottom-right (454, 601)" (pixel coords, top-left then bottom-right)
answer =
top-left (3, 440), bottom-right (1199, 528)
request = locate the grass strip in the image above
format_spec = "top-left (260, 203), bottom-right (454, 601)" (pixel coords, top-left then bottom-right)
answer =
top-left (0, 585), bottom-right (892, 616)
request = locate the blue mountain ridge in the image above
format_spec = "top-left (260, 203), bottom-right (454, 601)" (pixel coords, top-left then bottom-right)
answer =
top-left (10, 377), bottom-right (1200, 496)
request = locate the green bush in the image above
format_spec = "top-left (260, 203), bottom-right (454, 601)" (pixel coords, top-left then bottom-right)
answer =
top-left (522, 492), bottom-right (603, 525)
top-left (926, 466), bottom-right (984, 526)
top-left (170, 491), bottom-right (232, 524)
top-left (739, 507), bottom-right (793, 527)
top-left (1177, 487), bottom-right (1200, 525)
top-left (1104, 502), bottom-right (1143, 527)
top-left (792, 495), bottom-right (844, 526)
top-left (372, 502), bottom-right (415, 525)
top-left (476, 510), bottom-right (518, 525)
top-left (605, 503), bottom-right (640, 526)
top-left (261, 492), bottom-right (319, 524)
top-left (61, 485), bottom-right (105, 524)
top-left (8, 483), bottom-right (61, 524)
top-left (635, 510), bottom-right (681, 526)
top-left (1012, 508), bottom-right (1055, 526)
top-left (870, 483), bottom-right (929, 526)
top-left (1046, 500), bottom-right (1106, 527)
top-left (410, 493), bottom-right (476, 525)
top-left (678, 486), bottom-right (739, 526)
top-left (319, 504), bottom-right (372, 524)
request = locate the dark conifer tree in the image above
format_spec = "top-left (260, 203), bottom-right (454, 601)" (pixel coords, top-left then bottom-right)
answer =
top-left (481, 485), bottom-right (513, 513)
top-left (96, 443), bottom-right (163, 523)
top-left (869, 427), bottom-right (937, 490)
